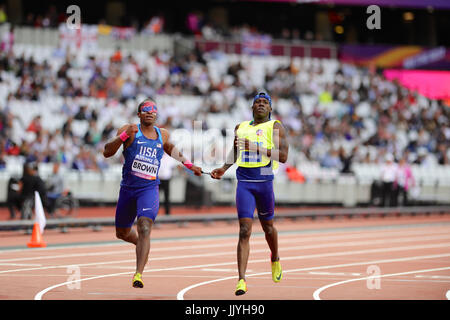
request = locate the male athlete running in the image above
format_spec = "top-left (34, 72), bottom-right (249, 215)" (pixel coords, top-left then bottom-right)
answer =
top-left (211, 92), bottom-right (289, 295)
top-left (103, 98), bottom-right (202, 288)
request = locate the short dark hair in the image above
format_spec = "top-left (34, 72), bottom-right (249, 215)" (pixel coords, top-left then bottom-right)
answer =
top-left (137, 98), bottom-right (156, 113)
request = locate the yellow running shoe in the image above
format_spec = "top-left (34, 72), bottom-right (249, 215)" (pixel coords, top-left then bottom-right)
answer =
top-left (235, 279), bottom-right (247, 296)
top-left (271, 259), bottom-right (282, 283)
top-left (132, 273), bottom-right (144, 288)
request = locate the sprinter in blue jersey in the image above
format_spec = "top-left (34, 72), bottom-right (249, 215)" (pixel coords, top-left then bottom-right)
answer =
top-left (103, 98), bottom-right (202, 288)
top-left (211, 92), bottom-right (289, 295)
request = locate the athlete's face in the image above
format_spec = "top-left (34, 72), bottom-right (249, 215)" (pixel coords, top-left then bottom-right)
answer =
top-left (138, 101), bottom-right (157, 125)
top-left (252, 98), bottom-right (271, 118)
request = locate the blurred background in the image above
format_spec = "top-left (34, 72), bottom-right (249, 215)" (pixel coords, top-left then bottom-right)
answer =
top-left (0, 0), bottom-right (449, 219)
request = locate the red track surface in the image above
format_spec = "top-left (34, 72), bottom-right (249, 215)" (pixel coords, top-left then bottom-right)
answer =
top-left (0, 208), bottom-right (449, 301)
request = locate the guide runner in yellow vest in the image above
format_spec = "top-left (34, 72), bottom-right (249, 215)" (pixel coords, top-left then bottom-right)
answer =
top-left (211, 92), bottom-right (289, 295)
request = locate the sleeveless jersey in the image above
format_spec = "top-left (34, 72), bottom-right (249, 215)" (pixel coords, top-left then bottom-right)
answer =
top-left (235, 119), bottom-right (280, 181)
top-left (120, 125), bottom-right (164, 188)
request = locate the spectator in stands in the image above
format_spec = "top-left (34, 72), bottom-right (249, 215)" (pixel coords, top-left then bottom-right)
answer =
top-left (62, 116), bottom-right (74, 137)
top-left (84, 119), bottom-right (102, 146)
top-left (46, 162), bottom-right (64, 217)
top-left (74, 105), bottom-right (89, 121)
top-left (186, 11), bottom-right (204, 36)
top-left (1, 32), bottom-right (448, 184)
top-left (0, 25), bottom-right (14, 53)
top-left (111, 46), bottom-right (122, 63)
top-left (0, 5), bottom-right (7, 24)
top-left (101, 121), bottom-right (115, 141)
top-left (321, 149), bottom-right (342, 169)
top-left (339, 146), bottom-right (356, 174)
top-left (380, 154), bottom-right (398, 207)
top-left (395, 157), bottom-right (415, 207)
top-left (26, 115), bottom-right (42, 133)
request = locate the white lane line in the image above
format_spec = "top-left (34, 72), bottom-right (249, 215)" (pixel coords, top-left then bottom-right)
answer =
top-left (3, 222), bottom-right (449, 255)
top-left (312, 266), bottom-right (450, 300)
top-left (176, 252), bottom-right (450, 300)
top-left (201, 268), bottom-right (252, 273)
top-left (35, 244), bottom-right (450, 301)
top-left (446, 290), bottom-right (450, 300)
top-left (2, 231), bottom-right (449, 264)
top-left (3, 238), bottom-right (450, 276)
top-left (309, 272), bottom-right (361, 276)
top-left (5, 239), bottom-right (450, 276)
top-left (0, 263), bottom-right (42, 267)
top-left (34, 259), bottom-right (269, 300)
top-left (415, 275), bottom-right (450, 279)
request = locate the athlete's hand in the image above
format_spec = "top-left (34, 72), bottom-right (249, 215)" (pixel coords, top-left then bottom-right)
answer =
top-left (191, 165), bottom-right (203, 176)
top-left (126, 124), bottom-right (139, 137)
top-left (236, 138), bottom-right (257, 152)
top-left (210, 167), bottom-right (226, 180)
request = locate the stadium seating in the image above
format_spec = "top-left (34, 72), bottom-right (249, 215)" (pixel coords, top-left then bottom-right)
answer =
top-left (1, 26), bottom-right (449, 206)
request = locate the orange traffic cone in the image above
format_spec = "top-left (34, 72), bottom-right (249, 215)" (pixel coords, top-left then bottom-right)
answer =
top-left (27, 223), bottom-right (46, 248)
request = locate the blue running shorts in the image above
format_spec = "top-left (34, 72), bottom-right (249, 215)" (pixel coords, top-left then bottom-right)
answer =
top-left (236, 180), bottom-right (275, 221)
top-left (115, 185), bottom-right (159, 228)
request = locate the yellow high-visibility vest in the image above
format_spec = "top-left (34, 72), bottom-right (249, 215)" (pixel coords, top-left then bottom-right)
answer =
top-left (236, 119), bottom-right (280, 170)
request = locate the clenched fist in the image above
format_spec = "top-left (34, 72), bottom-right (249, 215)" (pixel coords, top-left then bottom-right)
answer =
top-left (126, 124), bottom-right (139, 137)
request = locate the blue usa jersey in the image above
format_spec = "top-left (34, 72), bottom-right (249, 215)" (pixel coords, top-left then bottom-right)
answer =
top-left (120, 125), bottom-right (164, 188)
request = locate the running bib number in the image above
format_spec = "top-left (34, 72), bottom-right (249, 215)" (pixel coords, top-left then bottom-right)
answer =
top-left (131, 159), bottom-right (158, 180)
top-left (241, 151), bottom-right (262, 163)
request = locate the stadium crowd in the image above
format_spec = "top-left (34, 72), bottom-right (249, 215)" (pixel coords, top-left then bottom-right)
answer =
top-left (0, 33), bottom-right (449, 176)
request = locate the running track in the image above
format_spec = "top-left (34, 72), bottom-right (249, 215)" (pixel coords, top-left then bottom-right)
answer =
top-left (0, 213), bottom-right (449, 300)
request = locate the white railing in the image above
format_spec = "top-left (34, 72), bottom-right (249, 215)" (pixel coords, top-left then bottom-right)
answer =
top-left (1, 161), bottom-right (449, 206)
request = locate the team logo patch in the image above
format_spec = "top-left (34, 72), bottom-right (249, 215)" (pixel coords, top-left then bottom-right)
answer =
top-left (256, 129), bottom-right (263, 136)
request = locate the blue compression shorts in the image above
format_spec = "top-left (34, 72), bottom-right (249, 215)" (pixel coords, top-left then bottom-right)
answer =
top-left (236, 180), bottom-right (275, 221)
top-left (115, 185), bottom-right (159, 228)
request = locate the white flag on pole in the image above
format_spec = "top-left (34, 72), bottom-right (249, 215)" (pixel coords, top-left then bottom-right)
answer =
top-left (34, 191), bottom-right (46, 234)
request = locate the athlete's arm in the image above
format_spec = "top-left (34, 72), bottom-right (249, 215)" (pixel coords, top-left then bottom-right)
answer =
top-left (160, 128), bottom-right (202, 176)
top-left (211, 124), bottom-right (239, 179)
top-left (236, 121), bottom-right (289, 163)
top-left (103, 124), bottom-right (138, 158)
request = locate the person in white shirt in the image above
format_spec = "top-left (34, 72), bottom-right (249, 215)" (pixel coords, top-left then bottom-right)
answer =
top-left (158, 152), bottom-right (180, 215)
top-left (380, 154), bottom-right (398, 207)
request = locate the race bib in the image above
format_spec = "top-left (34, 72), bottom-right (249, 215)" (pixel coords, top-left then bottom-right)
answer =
top-left (241, 151), bottom-right (262, 163)
top-left (131, 159), bottom-right (158, 180)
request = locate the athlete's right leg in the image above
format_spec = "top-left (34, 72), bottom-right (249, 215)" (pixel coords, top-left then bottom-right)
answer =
top-left (237, 218), bottom-right (253, 281)
top-left (235, 181), bottom-right (256, 295)
top-left (135, 216), bottom-right (153, 275)
top-left (115, 186), bottom-right (138, 245)
top-left (132, 186), bottom-right (159, 288)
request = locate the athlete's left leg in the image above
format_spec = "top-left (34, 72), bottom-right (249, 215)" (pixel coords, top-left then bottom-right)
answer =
top-left (237, 217), bottom-right (253, 281)
top-left (255, 181), bottom-right (282, 282)
top-left (255, 181), bottom-right (278, 261)
top-left (133, 186), bottom-right (159, 287)
top-left (259, 218), bottom-right (279, 261)
top-left (135, 216), bottom-right (153, 275)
